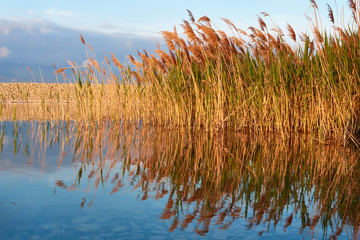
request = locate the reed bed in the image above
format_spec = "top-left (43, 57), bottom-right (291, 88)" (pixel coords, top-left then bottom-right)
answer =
top-left (0, 83), bottom-right (140, 121)
top-left (51, 0), bottom-right (360, 143)
top-left (4, 120), bottom-right (360, 238)
top-left (2, 0), bottom-right (360, 143)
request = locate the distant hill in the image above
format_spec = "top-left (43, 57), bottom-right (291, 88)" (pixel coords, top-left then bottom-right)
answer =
top-left (0, 19), bottom-right (163, 83)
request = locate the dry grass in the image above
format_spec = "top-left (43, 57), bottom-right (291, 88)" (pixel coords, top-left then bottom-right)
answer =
top-left (0, 83), bottom-right (121, 103)
top-left (2, 1), bottom-right (360, 144)
top-left (0, 82), bottom-right (148, 121)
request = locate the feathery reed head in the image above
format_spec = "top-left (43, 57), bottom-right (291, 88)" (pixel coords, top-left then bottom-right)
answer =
top-left (287, 24), bottom-right (297, 42)
top-left (327, 4), bottom-right (335, 24)
top-left (257, 16), bottom-right (267, 31)
top-left (187, 9), bottom-right (195, 22)
top-left (348, 0), bottom-right (356, 12)
top-left (80, 34), bottom-right (86, 45)
top-left (310, 0), bottom-right (319, 9)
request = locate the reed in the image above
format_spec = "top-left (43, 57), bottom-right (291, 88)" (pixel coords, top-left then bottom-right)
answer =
top-left (80, 1), bottom-right (360, 142)
top-left (2, 0), bottom-right (360, 143)
top-left (128, 0), bottom-right (360, 142)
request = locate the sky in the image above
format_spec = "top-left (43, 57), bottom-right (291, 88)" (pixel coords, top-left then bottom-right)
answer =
top-left (0, 0), bottom-right (351, 34)
top-left (0, 0), bottom-right (351, 82)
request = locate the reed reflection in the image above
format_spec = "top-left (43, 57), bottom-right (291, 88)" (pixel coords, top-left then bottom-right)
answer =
top-left (2, 120), bottom-right (360, 238)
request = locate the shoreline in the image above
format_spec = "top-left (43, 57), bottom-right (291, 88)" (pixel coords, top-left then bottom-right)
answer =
top-left (0, 83), bottom-right (77, 103)
top-left (0, 82), bottom-right (120, 103)
top-left (0, 82), bottom-right (139, 122)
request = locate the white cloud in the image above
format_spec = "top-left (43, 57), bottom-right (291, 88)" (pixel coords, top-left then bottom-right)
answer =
top-left (0, 20), bottom-right (34, 35)
top-left (0, 19), bottom-right (161, 66)
top-left (0, 46), bottom-right (12, 58)
top-left (0, 19), bottom-right (58, 35)
top-left (45, 8), bottom-right (74, 18)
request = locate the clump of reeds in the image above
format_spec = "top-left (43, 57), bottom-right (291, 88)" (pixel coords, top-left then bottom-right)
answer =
top-left (54, 0), bottom-right (360, 143)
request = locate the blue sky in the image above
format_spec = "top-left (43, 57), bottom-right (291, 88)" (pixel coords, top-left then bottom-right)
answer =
top-left (0, 0), bottom-right (350, 35)
top-left (0, 0), bottom-right (352, 82)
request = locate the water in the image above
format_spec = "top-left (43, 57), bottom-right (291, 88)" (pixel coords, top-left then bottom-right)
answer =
top-left (0, 121), bottom-right (359, 239)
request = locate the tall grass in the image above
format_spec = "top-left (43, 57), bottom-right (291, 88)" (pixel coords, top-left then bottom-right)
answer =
top-left (52, 0), bottom-right (360, 142)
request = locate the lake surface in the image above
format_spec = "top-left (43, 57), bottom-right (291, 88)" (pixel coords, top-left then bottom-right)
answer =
top-left (0, 121), bottom-right (359, 239)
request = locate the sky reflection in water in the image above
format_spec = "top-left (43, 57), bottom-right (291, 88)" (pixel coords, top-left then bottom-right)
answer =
top-left (0, 121), bottom-right (359, 239)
